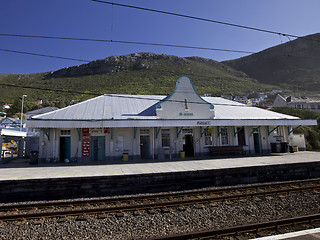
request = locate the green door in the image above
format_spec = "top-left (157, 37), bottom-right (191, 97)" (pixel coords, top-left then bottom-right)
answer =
top-left (140, 135), bottom-right (150, 159)
top-left (60, 137), bottom-right (71, 162)
top-left (91, 136), bottom-right (105, 161)
top-left (253, 133), bottom-right (261, 153)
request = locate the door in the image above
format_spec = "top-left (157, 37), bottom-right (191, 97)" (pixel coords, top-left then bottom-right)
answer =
top-left (91, 136), bottom-right (105, 161)
top-left (253, 133), bottom-right (261, 153)
top-left (237, 127), bottom-right (246, 146)
top-left (60, 137), bottom-right (70, 162)
top-left (140, 135), bottom-right (150, 159)
top-left (183, 134), bottom-right (194, 157)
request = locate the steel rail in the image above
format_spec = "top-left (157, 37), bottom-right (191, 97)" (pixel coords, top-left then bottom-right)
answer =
top-left (1, 178), bottom-right (319, 211)
top-left (0, 183), bottom-right (319, 221)
top-left (149, 214), bottom-right (320, 239)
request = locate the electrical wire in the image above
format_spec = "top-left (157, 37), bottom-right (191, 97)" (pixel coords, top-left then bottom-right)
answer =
top-left (0, 33), bottom-right (254, 54)
top-left (0, 48), bottom-right (90, 62)
top-left (91, 0), bottom-right (320, 44)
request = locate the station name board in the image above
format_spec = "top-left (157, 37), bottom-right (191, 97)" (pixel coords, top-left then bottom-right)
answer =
top-left (196, 121), bottom-right (211, 126)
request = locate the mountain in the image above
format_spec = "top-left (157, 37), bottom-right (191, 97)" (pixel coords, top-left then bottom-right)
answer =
top-left (0, 53), bottom-right (275, 108)
top-left (222, 33), bottom-right (320, 92)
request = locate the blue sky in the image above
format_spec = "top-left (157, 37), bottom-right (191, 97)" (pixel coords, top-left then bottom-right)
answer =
top-left (1, 0), bottom-right (320, 74)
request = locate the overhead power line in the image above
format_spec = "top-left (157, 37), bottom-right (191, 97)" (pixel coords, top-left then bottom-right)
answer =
top-left (0, 48), bottom-right (90, 63)
top-left (0, 33), bottom-right (254, 54)
top-left (91, 0), bottom-right (290, 36)
top-left (91, 0), bottom-right (320, 43)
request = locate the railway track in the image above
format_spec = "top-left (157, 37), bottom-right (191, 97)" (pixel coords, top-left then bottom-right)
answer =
top-left (0, 178), bottom-right (319, 222)
top-left (150, 214), bottom-right (320, 239)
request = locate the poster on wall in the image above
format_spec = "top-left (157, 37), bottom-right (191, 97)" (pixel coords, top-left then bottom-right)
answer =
top-left (82, 128), bottom-right (90, 136)
top-left (82, 128), bottom-right (90, 157)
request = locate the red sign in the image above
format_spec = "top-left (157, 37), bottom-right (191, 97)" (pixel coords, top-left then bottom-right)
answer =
top-left (82, 128), bottom-right (90, 136)
top-left (82, 129), bottom-right (90, 157)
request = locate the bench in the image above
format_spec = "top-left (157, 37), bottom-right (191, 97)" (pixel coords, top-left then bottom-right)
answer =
top-left (209, 145), bottom-right (245, 156)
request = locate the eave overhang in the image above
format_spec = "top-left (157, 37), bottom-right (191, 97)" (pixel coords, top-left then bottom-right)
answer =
top-left (27, 118), bottom-right (317, 129)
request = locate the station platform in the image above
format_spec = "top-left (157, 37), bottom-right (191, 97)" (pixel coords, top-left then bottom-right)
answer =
top-left (0, 151), bottom-right (319, 202)
top-left (0, 151), bottom-right (320, 181)
top-left (255, 227), bottom-right (320, 239)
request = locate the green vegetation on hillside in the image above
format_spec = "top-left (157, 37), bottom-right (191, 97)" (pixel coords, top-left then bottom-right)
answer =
top-left (0, 53), bottom-right (277, 115)
top-left (223, 33), bottom-right (320, 93)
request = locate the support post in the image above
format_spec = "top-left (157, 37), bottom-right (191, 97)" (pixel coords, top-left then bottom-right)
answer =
top-left (288, 125), bottom-right (302, 135)
top-left (217, 126), bottom-right (227, 137)
top-left (134, 127), bottom-right (137, 139)
top-left (234, 126), bottom-right (244, 136)
top-left (200, 126), bottom-right (209, 137)
top-left (176, 127), bottom-right (183, 138)
top-left (267, 126), bottom-right (280, 136)
top-left (250, 126), bottom-right (260, 135)
top-left (155, 127), bottom-right (161, 138)
top-left (43, 128), bottom-right (50, 141)
top-left (76, 128), bottom-right (81, 140)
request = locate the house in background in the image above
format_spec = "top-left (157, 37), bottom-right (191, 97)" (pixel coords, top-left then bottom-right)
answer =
top-left (233, 96), bottom-right (249, 105)
top-left (0, 117), bottom-right (23, 130)
top-left (26, 107), bottom-right (59, 121)
top-left (0, 117), bottom-right (27, 160)
top-left (24, 107), bottom-right (59, 156)
top-left (27, 76), bottom-right (317, 163)
top-left (3, 104), bottom-right (12, 110)
top-left (0, 107), bottom-right (59, 160)
top-left (273, 94), bottom-right (320, 112)
top-left (35, 99), bottom-right (43, 105)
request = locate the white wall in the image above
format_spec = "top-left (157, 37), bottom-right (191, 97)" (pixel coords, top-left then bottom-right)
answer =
top-left (39, 125), bottom-right (295, 162)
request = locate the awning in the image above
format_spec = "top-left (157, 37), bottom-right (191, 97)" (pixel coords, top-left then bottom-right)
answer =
top-left (0, 129), bottom-right (27, 137)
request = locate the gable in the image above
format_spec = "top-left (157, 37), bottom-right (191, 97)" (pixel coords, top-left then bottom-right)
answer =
top-left (156, 76), bottom-right (214, 119)
top-left (0, 117), bottom-right (15, 124)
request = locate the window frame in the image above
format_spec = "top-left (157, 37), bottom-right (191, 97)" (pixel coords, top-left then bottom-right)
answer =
top-left (220, 128), bottom-right (229, 145)
top-left (161, 129), bottom-right (171, 148)
top-left (204, 131), bottom-right (213, 146)
top-left (60, 129), bottom-right (71, 136)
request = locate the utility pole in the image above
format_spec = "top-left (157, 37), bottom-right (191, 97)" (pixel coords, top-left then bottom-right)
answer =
top-left (20, 95), bottom-right (27, 131)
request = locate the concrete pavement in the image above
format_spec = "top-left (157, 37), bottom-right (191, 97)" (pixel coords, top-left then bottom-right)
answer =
top-left (0, 151), bottom-right (319, 181)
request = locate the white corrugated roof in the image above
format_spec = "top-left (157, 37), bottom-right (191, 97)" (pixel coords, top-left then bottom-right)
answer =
top-left (30, 94), bottom-right (299, 121)
top-left (31, 95), bottom-right (164, 120)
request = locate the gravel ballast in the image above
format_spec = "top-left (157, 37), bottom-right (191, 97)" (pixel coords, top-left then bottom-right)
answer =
top-left (0, 190), bottom-right (319, 239)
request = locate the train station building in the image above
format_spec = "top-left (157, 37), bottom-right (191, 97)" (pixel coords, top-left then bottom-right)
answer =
top-left (27, 76), bottom-right (317, 163)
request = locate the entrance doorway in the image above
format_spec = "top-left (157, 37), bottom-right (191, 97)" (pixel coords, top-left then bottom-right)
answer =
top-left (59, 137), bottom-right (70, 162)
top-left (140, 135), bottom-right (150, 159)
top-left (237, 127), bottom-right (246, 146)
top-left (91, 136), bottom-right (105, 161)
top-left (183, 134), bottom-right (194, 157)
top-left (253, 133), bottom-right (261, 153)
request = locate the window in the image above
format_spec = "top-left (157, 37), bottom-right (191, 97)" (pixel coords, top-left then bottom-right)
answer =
top-left (61, 130), bottom-right (70, 136)
top-left (161, 129), bottom-right (170, 147)
top-left (140, 129), bottom-right (149, 135)
top-left (204, 132), bottom-right (213, 146)
top-left (182, 129), bottom-right (193, 134)
top-left (221, 128), bottom-right (228, 145)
